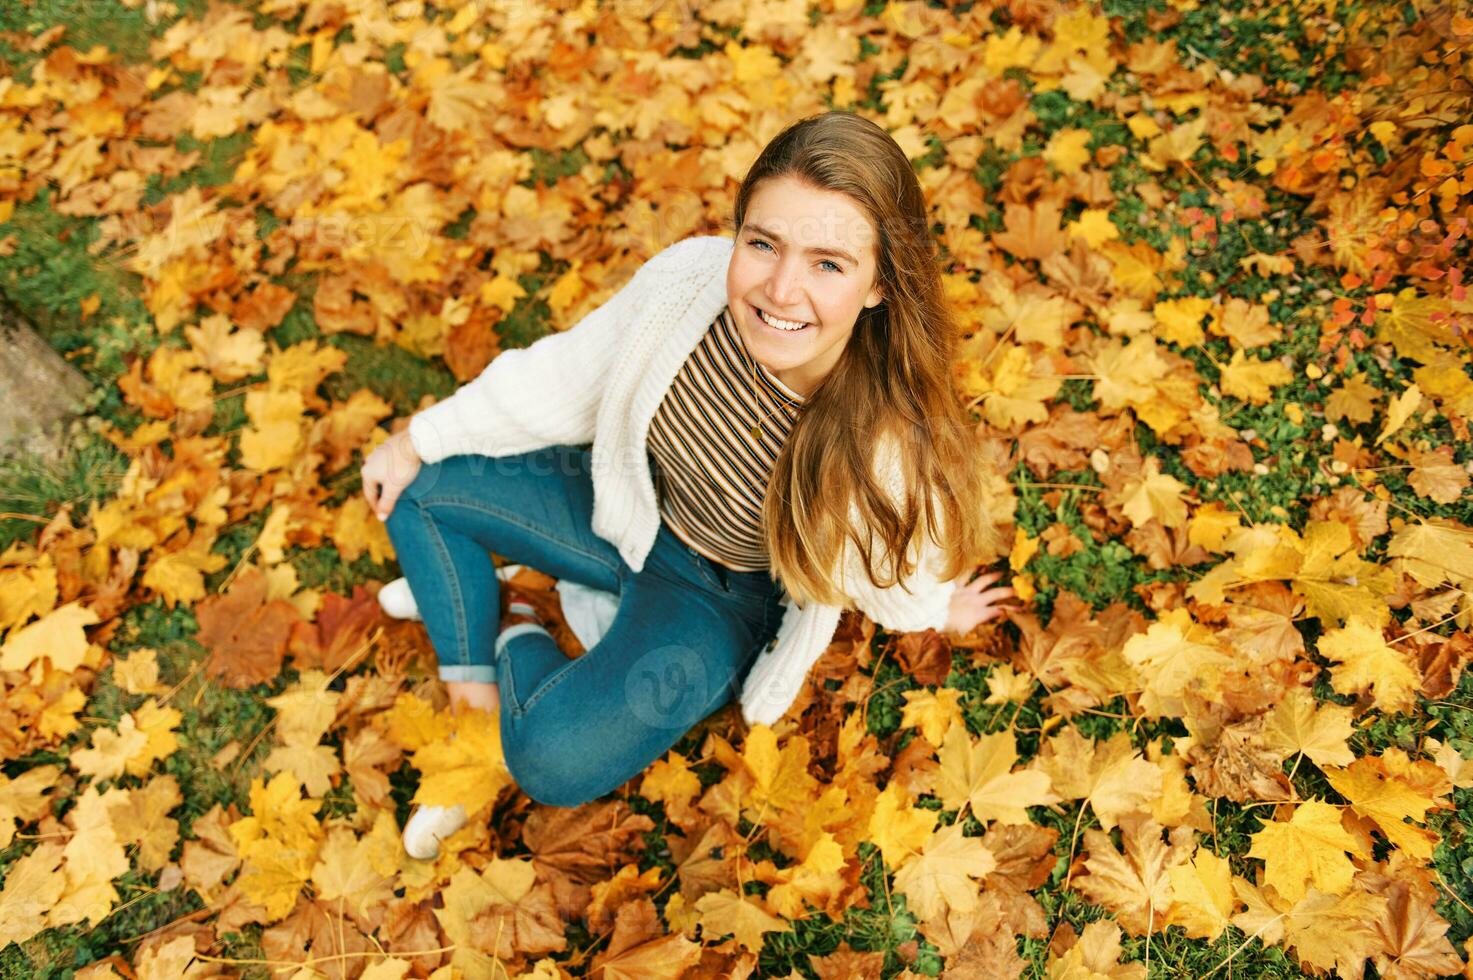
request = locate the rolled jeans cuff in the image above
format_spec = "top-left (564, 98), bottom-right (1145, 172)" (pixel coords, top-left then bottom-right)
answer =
top-left (438, 663), bottom-right (498, 684)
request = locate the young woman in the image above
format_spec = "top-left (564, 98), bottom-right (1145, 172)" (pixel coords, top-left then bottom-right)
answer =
top-left (359, 111), bottom-right (1017, 858)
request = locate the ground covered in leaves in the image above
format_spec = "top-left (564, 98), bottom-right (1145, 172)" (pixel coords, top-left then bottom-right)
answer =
top-left (0, 0), bottom-right (1471, 977)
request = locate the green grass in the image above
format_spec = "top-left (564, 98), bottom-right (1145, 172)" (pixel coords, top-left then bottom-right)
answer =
top-left (0, 429), bottom-right (128, 551)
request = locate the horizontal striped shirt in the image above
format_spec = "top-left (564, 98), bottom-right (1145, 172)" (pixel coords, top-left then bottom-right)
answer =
top-left (647, 305), bottom-right (806, 572)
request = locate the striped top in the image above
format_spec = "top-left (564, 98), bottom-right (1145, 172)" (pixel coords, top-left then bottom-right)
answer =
top-left (647, 305), bottom-right (806, 572)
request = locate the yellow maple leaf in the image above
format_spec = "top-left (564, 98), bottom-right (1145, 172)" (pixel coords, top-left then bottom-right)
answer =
top-left (1068, 207), bottom-right (1120, 248)
top-left (381, 691), bottom-right (456, 751)
top-left (1118, 456), bottom-right (1189, 529)
top-left (1317, 615), bottom-right (1421, 712)
top-left (1038, 728), bottom-right (1163, 832)
top-left (1076, 812), bottom-right (1193, 935)
top-left (1044, 127), bottom-right (1093, 175)
top-left (983, 25), bottom-right (1041, 75)
top-left (107, 776), bottom-right (182, 873)
top-left (934, 726), bottom-right (1060, 825)
top-left (1103, 240), bottom-right (1165, 300)
top-left (891, 821), bottom-right (996, 921)
top-left (1376, 383), bottom-right (1423, 446)
top-left (1219, 349), bottom-right (1293, 404)
top-left (0, 558), bottom-right (58, 632)
top-left (1386, 518), bottom-right (1473, 590)
top-left (479, 273), bottom-right (528, 313)
top-left (1290, 522), bottom-right (1394, 628)
top-left (228, 772), bottom-right (323, 857)
top-left (742, 725), bottom-right (820, 815)
top-left (1152, 295), bottom-right (1215, 347)
top-left (979, 275), bottom-right (1079, 350)
top-left (1231, 880), bottom-right (1385, 978)
top-left (266, 339), bottom-right (347, 406)
top-left (184, 313), bottom-right (267, 383)
top-left (141, 527), bottom-right (228, 609)
top-left (1045, 920), bottom-right (1145, 979)
top-left (0, 600), bottom-right (99, 672)
top-left (899, 686), bottom-right (964, 747)
top-left (866, 782), bottom-right (938, 870)
top-left (263, 743), bottom-right (341, 798)
top-left (55, 786), bottom-right (130, 927)
top-left (268, 671), bottom-right (341, 747)
top-left (1121, 608), bottom-right (1235, 719)
top-left (410, 708), bottom-right (514, 816)
top-left (0, 841), bottom-right (66, 947)
top-left (127, 699), bottom-right (182, 777)
top-left (976, 344), bottom-right (1062, 430)
top-left (70, 715), bottom-right (149, 781)
top-left (227, 773), bottom-right (323, 921)
top-left (1261, 686), bottom-right (1355, 767)
top-left (1143, 115), bottom-right (1208, 171)
top-left (239, 386), bottom-right (306, 471)
top-left (111, 646), bottom-right (166, 695)
top-left (725, 40), bottom-right (781, 83)
top-left (1322, 752), bottom-right (1443, 861)
top-left (311, 826), bottom-right (395, 915)
top-left (1375, 287), bottom-right (1458, 362)
top-left (639, 751), bottom-right (702, 809)
top-left (765, 832), bottom-right (847, 919)
top-left (1246, 800), bottom-right (1367, 904)
top-left (334, 496), bottom-right (395, 564)
top-left (1089, 336), bottom-right (1170, 411)
top-left (1186, 501), bottom-right (1242, 552)
top-left (694, 887), bottom-right (791, 954)
top-left (1166, 847), bottom-right (1236, 940)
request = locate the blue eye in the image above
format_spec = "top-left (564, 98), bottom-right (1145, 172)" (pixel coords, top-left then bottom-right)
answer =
top-left (746, 237), bottom-right (843, 274)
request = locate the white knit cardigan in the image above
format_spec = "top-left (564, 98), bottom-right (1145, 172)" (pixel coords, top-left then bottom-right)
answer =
top-left (408, 235), bottom-right (963, 726)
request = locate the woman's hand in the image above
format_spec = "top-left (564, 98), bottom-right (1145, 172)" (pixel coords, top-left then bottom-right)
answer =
top-left (943, 568), bottom-right (1021, 635)
top-left (361, 428), bottom-right (422, 521)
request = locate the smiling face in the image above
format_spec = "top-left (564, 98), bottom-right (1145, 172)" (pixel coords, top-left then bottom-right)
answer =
top-left (726, 175), bottom-right (885, 398)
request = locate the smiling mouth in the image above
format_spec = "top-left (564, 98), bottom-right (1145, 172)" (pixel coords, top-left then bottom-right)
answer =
top-left (751, 304), bottom-right (813, 332)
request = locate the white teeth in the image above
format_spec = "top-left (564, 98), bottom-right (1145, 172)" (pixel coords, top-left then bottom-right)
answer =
top-left (757, 307), bottom-right (809, 331)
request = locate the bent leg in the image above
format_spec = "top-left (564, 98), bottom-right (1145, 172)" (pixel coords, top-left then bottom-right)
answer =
top-left (383, 445), bottom-right (624, 684)
top-left (496, 556), bottom-right (770, 808)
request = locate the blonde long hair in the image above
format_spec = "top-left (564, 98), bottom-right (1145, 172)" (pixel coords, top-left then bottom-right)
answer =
top-left (740, 111), bottom-right (994, 609)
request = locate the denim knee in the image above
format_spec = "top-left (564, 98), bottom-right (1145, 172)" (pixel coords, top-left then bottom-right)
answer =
top-left (501, 717), bottom-right (618, 808)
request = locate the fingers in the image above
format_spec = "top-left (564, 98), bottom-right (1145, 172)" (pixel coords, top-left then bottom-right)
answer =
top-left (363, 477), bottom-right (379, 513)
top-left (376, 485), bottom-right (401, 521)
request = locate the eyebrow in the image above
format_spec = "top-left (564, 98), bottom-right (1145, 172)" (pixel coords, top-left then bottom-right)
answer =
top-left (743, 223), bottom-right (860, 266)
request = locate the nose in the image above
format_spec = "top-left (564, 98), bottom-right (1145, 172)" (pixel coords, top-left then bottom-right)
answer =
top-left (765, 259), bottom-right (803, 308)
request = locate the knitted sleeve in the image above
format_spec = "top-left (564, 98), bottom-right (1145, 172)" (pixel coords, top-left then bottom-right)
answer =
top-left (738, 599), bottom-right (843, 727)
top-left (407, 244), bottom-right (672, 463)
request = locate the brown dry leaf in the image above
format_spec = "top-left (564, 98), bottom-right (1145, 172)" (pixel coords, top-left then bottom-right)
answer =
top-left (992, 200), bottom-right (1069, 261)
top-left (196, 565), bottom-right (301, 688)
top-left (1073, 812), bottom-right (1192, 935)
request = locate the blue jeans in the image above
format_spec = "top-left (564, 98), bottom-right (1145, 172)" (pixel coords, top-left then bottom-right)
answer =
top-left (383, 444), bottom-right (785, 808)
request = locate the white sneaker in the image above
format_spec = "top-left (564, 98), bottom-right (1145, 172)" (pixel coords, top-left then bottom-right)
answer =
top-left (402, 803), bottom-right (468, 860)
top-left (379, 577), bottom-right (422, 621)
